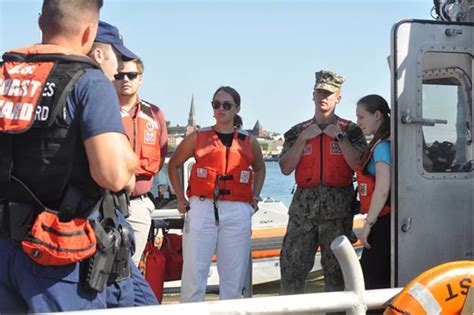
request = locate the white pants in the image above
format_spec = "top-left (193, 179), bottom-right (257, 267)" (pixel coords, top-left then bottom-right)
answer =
top-left (180, 197), bottom-right (253, 302)
top-left (127, 195), bottom-right (155, 266)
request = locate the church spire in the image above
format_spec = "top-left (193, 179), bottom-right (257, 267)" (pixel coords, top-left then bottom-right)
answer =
top-left (188, 94), bottom-right (196, 127)
top-left (253, 119), bottom-right (263, 136)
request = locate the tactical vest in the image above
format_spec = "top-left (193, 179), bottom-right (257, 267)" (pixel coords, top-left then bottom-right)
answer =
top-left (0, 45), bottom-right (101, 208)
top-left (295, 118), bottom-right (353, 188)
top-left (186, 127), bottom-right (254, 202)
top-left (121, 100), bottom-right (162, 177)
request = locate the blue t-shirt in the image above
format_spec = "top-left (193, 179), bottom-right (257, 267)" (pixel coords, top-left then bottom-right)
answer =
top-left (366, 140), bottom-right (391, 177)
top-left (65, 68), bottom-right (125, 214)
top-left (66, 68), bottom-right (125, 139)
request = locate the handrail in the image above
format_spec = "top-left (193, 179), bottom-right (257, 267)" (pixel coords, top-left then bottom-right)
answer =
top-left (57, 235), bottom-right (402, 315)
top-left (55, 289), bottom-right (402, 315)
top-left (331, 235), bottom-right (367, 314)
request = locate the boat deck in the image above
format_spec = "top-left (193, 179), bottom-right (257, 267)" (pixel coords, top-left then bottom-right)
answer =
top-left (161, 271), bottom-right (325, 304)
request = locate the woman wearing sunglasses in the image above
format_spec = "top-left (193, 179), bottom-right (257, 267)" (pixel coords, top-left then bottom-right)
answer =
top-left (168, 86), bottom-right (266, 302)
top-left (355, 94), bottom-right (391, 307)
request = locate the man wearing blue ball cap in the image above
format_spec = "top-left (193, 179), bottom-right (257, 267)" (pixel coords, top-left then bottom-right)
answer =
top-left (89, 21), bottom-right (139, 81)
top-left (95, 21), bottom-right (139, 61)
top-left (89, 21), bottom-right (159, 308)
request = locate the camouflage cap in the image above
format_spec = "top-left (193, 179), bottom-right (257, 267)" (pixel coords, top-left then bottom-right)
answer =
top-left (314, 70), bottom-right (345, 93)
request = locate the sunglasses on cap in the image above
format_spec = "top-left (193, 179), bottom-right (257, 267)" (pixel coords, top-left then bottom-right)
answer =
top-left (211, 100), bottom-right (237, 111)
top-left (114, 71), bottom-right (141, 80)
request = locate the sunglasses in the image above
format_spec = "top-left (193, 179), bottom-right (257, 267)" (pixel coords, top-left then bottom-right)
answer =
top-left (114, 71), bottom-right (141, 80)
top-left (211, 100), bottom-right (237, 111)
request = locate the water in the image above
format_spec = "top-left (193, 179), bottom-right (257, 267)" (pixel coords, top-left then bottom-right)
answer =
top-left (260, 161), bottom-right (295, 207)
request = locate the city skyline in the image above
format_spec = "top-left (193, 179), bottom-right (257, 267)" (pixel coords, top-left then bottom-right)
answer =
top-left (167, 94), bottom-right (277, 135)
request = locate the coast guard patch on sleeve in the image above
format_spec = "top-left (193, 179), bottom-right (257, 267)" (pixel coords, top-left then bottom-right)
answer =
top-left (359, 183), bottom-right (367, 196)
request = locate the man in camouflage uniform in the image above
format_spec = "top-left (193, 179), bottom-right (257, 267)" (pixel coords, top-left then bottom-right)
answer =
top-left (279, 70), bottom-right (366, 296)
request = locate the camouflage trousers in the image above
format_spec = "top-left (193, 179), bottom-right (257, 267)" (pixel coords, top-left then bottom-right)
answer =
top-left (279, 215), bottom-right (353, 294)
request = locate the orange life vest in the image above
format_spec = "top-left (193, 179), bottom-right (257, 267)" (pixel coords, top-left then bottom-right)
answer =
top-left (121, 100), bottom-right (162, 177)
top-left (186, 128), bottom-right (254, 202)
top-left (356, 139), bottom-right (391, 217)
top-left (295, 118), bottom-right (353, 188)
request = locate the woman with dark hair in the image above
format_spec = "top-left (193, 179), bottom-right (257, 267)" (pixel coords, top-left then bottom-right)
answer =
top-left (168, 86), bottom-right (265, 302)
top-left (355, 94), bottom-right (391, 295)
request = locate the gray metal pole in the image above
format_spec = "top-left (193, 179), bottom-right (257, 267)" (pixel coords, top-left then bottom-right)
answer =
top-left (331, 235), bottom-right (367, 315)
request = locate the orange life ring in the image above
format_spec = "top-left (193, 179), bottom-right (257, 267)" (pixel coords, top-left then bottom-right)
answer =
top-left (384, 260), bottom-right (474, 315)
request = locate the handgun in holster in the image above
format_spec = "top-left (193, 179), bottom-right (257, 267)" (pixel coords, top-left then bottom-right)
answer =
top-left (82, 217), bottom-right (121, 292)
top-left (82, 191), bottom-right (123, 292)
top-left (107, 224), bottom-right (132, 283)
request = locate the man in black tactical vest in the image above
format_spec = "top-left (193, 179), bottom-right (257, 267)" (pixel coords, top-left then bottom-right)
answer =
top-left (0, 0), bottom-right (138, 312)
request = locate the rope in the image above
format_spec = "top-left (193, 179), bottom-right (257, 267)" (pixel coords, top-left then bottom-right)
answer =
top-left (385, 303), bottom-right (410, 315)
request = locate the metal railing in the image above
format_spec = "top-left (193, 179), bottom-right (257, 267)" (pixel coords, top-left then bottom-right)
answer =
top-left (57, 235), bottom-right (402, 315)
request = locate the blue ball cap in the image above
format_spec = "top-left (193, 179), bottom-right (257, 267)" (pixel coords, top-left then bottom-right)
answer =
top-left (95, 21), bottom-right (138, 61)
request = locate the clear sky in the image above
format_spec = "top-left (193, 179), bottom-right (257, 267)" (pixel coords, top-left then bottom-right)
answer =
top-left (0, 0), bottom-right (434, 134)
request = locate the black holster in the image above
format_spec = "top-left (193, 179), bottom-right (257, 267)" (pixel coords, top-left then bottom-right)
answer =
top-left (81, 190), bottom-right (130, 292)
top-left (107, 224), bottom-right (132, 283)
top-left (81, 219), bottom-right (120, 292)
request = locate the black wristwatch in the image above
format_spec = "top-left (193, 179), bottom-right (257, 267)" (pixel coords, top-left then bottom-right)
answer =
top-left (335, 132), bottom-right (347, 142)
